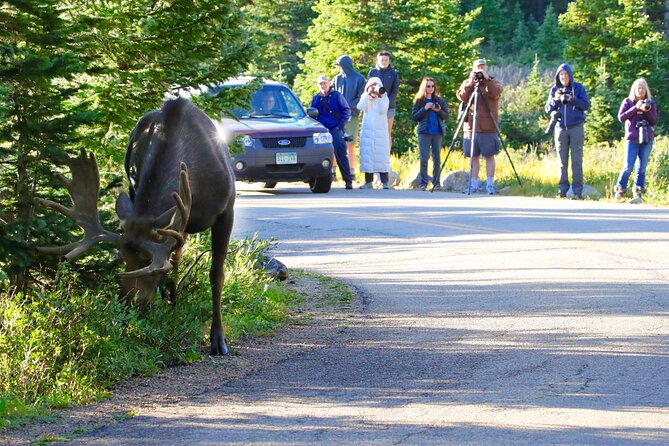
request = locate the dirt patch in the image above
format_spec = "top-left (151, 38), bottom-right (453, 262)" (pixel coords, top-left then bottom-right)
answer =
top-left (0, 271), bottom-right (360, 446)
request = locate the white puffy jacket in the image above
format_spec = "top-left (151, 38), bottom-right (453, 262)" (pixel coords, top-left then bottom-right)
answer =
top-left (357, 77), bottom-right (390, 173)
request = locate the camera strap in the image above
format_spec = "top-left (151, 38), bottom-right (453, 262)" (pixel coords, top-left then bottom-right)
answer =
top-left (319, 93), bottom-right (341, 121)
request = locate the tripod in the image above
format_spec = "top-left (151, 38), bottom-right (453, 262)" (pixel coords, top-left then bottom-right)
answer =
top-left (431, 78), bottom-right (522, 193)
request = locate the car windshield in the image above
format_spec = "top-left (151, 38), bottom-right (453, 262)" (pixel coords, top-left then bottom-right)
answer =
top-left (221, 85), bottom-right (307, 119)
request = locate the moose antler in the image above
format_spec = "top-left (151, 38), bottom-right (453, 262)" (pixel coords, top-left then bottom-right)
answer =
top-left (120, 163), bottom-right (192, 278)
top-left (35, 148), bottom-right (121, 259)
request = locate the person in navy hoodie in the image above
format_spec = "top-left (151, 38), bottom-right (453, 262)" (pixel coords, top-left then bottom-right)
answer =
top-left (614, 78), bottom-right (658, 201)
top-left (545, 63), bottom-right (590, 199)
top-left (311, 75), bottom-right (353, 189)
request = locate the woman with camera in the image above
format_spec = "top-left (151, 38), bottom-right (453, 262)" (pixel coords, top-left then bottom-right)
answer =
top-left (614, 78), bottom-right (658, 201)
top-left (357, 77), bottom-right (391, 189)
top-left (411, 77), bottom-right (449, 190)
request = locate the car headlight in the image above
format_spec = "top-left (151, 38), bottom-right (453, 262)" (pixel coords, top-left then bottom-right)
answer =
top-left (313, 132), bottom-right (333, 145)
top-left (242, 135), bottom-right (254, 148)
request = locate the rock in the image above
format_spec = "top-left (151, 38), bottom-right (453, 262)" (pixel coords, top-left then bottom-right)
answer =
top-left (388, 171), bottom-right (401, 187)
top-left (566, 184), bottom-right (601, 199)
top-left (441, 170), bottom-right (470, 192)
top-left (402, 175), bottom-right (423, 190)
top-left (262, 255), bottom-right (288, 281)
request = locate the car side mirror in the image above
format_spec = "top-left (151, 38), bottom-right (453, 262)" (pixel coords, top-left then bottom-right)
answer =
top-left (307, 107), bottom-right (319, 119)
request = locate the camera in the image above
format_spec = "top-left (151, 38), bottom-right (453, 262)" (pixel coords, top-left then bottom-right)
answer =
top-left (636, 119), bottom-right (649, 144)
top-left (474, 71), bottom-right (485, 81)
top-left (369, 85), bottom-right (386, 95)
top-left (343, 133), bottom-right (354, 142)
top-left (545, 110), bottom-right (561, 134)
top-left (640, 99), bottom-right (652, 112)
top-left (558, 87), bottom-right (572, 104)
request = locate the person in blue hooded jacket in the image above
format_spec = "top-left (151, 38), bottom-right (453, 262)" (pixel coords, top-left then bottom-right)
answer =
top-left (545, 63), bottom-right (590, 199)
top-left (311, 75), bottom-right (353, 189)
top-left (333, 55), bottom-right (366, 177)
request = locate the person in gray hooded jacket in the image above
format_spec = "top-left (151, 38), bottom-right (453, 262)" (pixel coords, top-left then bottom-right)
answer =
top-left (333, 55), bottom-right (366, 177)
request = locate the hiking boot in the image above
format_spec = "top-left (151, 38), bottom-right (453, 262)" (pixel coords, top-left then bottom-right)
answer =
top-left (614, 185), bottom-right (625, 201)
top-left (486, 184), bottom-right (495, 195)
top-left (359, 182), bottom-right (373, 190)
top-left (345, 182), bottom-right (353, 190)
top-left (432, 183), bottom-right (442, 191)
top-left (382, 182), bottom-right (389, 190)
top-left (419, 184), bottom-right (427, 191)
top-left (632, 185), bottom-right (645, 199)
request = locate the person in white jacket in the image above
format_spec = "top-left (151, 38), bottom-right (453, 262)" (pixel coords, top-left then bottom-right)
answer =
top-left (357, 77), bottom-right (391, 189)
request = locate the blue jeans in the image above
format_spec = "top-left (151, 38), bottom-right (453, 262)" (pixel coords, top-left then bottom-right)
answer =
top-left (330, 128), bottom-right (352, 183)
top-left (418, 133), bottom-right (442, 187)
top-left (616, 139), bottom-right (653, 190)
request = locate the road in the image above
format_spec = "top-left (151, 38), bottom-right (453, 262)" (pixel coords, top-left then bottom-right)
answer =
top-left (69, 184), bottom-right (669, 445)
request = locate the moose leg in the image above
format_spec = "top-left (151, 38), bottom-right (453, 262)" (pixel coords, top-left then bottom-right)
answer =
top-left (209, 209), bottom-right (234, 355)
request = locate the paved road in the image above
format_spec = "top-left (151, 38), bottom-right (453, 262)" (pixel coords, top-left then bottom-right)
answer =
top-left (70, 184), bottom-right (669, 445)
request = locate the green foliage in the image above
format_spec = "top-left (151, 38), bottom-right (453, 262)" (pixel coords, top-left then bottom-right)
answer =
top-left (243, 0), bottom-right (317, 85)
top-left (534, 3), bottom-right (565, 65)
top-left (0, 235), bottom-right (298, 427)
top-left (499, 58), bottom-right (553, 154)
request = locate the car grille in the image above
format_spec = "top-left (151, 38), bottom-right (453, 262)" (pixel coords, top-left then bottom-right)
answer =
top-left (266, 164), bottom-right (305, 173)
top-left (260, 137), bottom-right (307, 149)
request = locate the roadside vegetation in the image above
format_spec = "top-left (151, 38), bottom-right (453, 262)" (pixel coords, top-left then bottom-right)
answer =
top-left (0, 235), bottom-right (299, 429)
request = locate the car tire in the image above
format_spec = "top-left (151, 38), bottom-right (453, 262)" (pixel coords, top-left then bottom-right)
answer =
top-left (309, 174), bottom-right (332, 193)
top-left (262, 182), bottom-right (277, 189)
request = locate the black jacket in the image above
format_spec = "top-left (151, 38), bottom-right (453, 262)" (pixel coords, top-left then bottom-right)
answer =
top-left (412, 97), bottom-right (449, 135)
top-left (368, 65), bottom-right (400, 110)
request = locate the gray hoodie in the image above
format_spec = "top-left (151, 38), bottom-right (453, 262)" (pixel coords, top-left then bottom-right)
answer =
top-left (333, 55), bottom-right (366, 116)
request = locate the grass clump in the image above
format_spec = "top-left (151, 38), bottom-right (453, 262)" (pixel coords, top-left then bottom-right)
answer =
top-left (0, 234), bottom-right (298, 429)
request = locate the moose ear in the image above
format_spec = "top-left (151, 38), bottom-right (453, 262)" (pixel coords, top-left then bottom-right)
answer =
top-left (115, 193), bottom-right (134, 220)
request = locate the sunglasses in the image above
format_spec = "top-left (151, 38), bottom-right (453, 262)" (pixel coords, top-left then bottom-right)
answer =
top-left (426, 84), bottom-right (435, 88)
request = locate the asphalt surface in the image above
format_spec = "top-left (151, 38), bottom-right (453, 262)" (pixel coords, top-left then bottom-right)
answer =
top-left (66, 184), bottom-right (669, 445)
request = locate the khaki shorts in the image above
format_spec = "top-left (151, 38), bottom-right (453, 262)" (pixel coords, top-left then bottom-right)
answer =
top-left (344, 113), bottom-right (360, 143)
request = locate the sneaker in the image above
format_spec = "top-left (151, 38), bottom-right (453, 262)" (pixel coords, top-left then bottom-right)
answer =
top-left (382, 183), bottom-right (389, 190)
top-left (463, 184), bottom-right (479, 194)
top-left (486, 184), bottom-right (495, 195)
top-left (345, 182), bottom-right (353, 190)
top-left (419, 184), bottom-right (427, 191)
top-left (556, 192), bottom-right (567, 198)
top-left (432, 183), bottom-right (442, 191)
top-left (614, 186), bottom-right (625, 200)
top-left (359, 182), bottom-right (373, 190)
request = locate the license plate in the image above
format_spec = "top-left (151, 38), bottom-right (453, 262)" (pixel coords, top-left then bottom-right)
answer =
top-left (276, 152), bottom-right (297, 165)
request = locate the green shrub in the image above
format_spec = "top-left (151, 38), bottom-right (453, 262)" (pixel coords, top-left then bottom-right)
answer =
top-left (0, 235), bottom-right (298, 428)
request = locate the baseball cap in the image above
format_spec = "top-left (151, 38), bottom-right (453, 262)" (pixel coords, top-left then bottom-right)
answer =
top-left (316, 75), bottom-right (329, 84)
top-left (472, 59), bottom-right (486, 70)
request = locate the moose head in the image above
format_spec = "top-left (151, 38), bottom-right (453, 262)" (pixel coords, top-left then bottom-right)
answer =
top-left (35, 148), bottom-right (191, 309)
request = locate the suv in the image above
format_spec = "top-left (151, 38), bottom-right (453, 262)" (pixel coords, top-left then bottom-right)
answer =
top-left (211, 77), bottom-right (334, 193)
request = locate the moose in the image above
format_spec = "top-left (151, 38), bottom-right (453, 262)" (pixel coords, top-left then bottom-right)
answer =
top-left (35, 98), bottom-right (235, 355)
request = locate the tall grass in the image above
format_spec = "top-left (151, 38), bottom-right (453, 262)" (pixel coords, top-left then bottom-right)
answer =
top-left (0, 235), bottom-right (298, 428)
top-left (392, 135), bottom-right (669, 204)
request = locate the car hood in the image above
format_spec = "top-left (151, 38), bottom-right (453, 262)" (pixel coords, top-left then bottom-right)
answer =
top-left (220, 116), bottom-right (328, 137)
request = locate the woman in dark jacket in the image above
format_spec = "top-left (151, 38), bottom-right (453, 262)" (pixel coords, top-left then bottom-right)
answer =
top-left (614, 78), bottom-right (659, 201)
top-left (412, 76), bottom-right (449, 190)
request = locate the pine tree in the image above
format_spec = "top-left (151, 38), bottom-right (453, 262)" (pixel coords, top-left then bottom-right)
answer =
top-left (535, 3), bottom-right (565, 64)
top-left (0, 0), bottom-right (99, 290)
top-left (244, 0), bottom-right (317, 85)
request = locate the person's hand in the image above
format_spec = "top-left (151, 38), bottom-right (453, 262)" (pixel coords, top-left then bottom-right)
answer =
top-left (433, 103), bottom-right (441, 111)
top-left (555, 90), bottom-right (563, 102)
top-left (425, 102), bottom-right (435, 110)
top-left (635, 100), bottom-right (645, 109)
